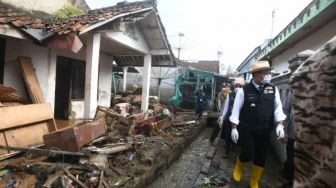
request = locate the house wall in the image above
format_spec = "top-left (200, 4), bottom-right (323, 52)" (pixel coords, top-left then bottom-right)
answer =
top-left (271, 19), bottom-right (336, 75)
top-left (3, 37), bottom-right (113, 119)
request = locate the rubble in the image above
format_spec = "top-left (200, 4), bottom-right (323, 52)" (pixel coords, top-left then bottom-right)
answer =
top-left (0, 93), bottom-right (205, 187)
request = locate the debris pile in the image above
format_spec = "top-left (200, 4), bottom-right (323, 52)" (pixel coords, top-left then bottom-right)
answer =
top-left (0, 97), bottom-right (201, 187)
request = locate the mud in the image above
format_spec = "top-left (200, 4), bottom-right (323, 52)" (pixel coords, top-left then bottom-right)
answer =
top-left (148, 128), bottom-right (213, 188)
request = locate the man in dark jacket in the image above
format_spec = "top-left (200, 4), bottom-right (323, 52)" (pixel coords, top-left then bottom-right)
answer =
top-left (229, 61), bottom-right (286, 188)
top-left (195, 86), bottom-right (207, 120)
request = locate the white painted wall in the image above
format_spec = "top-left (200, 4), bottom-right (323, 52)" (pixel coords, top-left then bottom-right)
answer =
top-left (272, 19), bottom-right (336, 76)
top-left (104, 23), bottom-right (150, 54)
top-left (3, 37), bottom-right (113, 119)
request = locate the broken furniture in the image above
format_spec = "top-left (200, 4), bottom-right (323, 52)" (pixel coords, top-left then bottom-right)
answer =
top-left (43, 119), bottom-right (106, 152)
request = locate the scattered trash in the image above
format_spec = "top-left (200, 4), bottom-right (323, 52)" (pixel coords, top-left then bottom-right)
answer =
top-left (202, 177), bottom-right (210, 186)
top-left (126, 152), bottom-right (135, 161)
top-left (6, 178), bottom-right (17, 187)
top-left (111, 176), bottom-right (130, 187)
top-left (0, 169), bottom-right (10, 179)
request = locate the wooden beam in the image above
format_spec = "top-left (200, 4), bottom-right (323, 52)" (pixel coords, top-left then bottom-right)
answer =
top-left (18, 56), bottom-right (45, 103)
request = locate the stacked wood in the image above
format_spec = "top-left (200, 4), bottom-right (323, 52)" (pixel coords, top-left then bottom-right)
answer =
top-left (0, 103), bottom-right (55, 159)
top-left (18, 56), bottom-right (57, 132)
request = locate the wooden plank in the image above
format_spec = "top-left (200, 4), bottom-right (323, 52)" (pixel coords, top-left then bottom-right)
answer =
top-left (0, 94), bottom-right (26, 103)
top-left (5, 122), bottom-right (48, 149)
top-left (18, 56), bottom-right (45, 103)
top-left (0, 133), bottom-right (8, 156)
top-left (0, 103), bottom-right (53, 130)
top-left (0, 84), bottom-right (16, 97)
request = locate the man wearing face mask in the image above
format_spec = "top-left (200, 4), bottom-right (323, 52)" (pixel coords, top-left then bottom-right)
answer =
top-left (229, 61), bottom-right (286, 188)
top-left (216, 77), bottom-right (245, 155)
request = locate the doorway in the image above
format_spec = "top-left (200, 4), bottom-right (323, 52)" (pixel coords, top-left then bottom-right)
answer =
top-left (54, 56), bottom-right (85, 119)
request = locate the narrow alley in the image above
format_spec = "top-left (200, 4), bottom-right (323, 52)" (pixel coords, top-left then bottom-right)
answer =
top-left (0, 0), bottom-right (335, 187)
top-left (149, 125), bottom-right (283, 188)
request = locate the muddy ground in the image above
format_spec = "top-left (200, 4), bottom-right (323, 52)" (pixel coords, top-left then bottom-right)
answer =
top-left (149, 125), bottom-right (284, 188)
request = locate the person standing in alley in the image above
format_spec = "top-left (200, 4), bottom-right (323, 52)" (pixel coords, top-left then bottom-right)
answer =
top-left (229, 61), bottom-right (286, 188)
top-left (216, 77), bottom-right (245, 156)
top-left (209, 86), bottom-right (230, 144)
top-left (195, 86), bottom-right (207, 120)
top-left (217, 86), bottom-right (230, 112)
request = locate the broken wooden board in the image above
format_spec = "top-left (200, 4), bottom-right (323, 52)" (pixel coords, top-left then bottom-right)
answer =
top-left (18, 57), bottom-right (57, 131)
top-left (0, 103), bottom-right (53, 130)
top-left (0, 84), bottom-right (16, 97)
top-left (0, 103), bottom-right (55, 158)
top-left (43, 119), bottom-right (106, 151)
top-left (0, 94), bottom-right (26, 104)
top-left (18, 56), bottom-right (45, 103)
top-left (154, 117), bottom-right (172, 131)
top-left (5, 122), bottom-right (48, 149)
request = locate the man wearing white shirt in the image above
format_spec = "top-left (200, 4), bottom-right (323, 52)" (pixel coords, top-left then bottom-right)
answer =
top-left (215, 77), bottom-right (245, 155)
top-left (230, 61), bottom-right (286, 188)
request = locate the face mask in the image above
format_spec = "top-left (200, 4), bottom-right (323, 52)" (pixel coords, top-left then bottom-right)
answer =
top-left (234, 88), bottom-right (239, 93)
top-left (263, 74), bottom-right (272, 83)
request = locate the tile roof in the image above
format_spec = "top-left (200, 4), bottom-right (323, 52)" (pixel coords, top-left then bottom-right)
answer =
top-left (0, 0), bottom-right (156, 36)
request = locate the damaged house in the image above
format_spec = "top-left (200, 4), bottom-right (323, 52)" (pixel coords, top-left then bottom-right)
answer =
top-left (0, 0), bottom-right (175, 121)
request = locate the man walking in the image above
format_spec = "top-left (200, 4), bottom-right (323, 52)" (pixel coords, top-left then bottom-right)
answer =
top-left (214, 78), bottom-right (245, 155)
top-left (195, 86), bottom-right (207, 120)
top-left (230, 61), bottom-right (286, 188)
top-left (209, 86), bottom-right (229, 145)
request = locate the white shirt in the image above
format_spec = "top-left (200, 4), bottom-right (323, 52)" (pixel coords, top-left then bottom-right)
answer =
top-left (219, 95), bottom-right (230, 120)
top-left (229, 80), bottom-right (286, 125)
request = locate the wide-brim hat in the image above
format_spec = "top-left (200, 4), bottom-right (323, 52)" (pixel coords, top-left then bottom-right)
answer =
top-left (249, 61), bottom-right (273, 73)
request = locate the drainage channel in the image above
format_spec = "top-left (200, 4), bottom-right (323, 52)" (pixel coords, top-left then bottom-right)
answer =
top-left (148, 127), bottom-right (214, 188)
top-left (148, 125), bottom-right (284, 188)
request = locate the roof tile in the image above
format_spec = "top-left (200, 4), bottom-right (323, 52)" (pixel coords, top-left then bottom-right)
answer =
top-left (0, 0), bottom-right (155, 38)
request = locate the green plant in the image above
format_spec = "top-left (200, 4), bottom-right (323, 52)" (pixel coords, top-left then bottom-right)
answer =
top-left (53, 5), bottom-right (84, 20)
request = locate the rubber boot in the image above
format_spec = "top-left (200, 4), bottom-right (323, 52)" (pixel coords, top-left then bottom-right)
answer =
top-left (250, 164), bottom-right (264, 188)
top-left (232, 158), bottom-right (245, 182)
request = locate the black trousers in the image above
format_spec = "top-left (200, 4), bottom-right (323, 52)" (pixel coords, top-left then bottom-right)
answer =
top-left (283, 138), bottom-right (295, 185)
top-left (224, 121), bottom-right (233, 152)
top-left (238, 128), bottom-right (271, 167)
